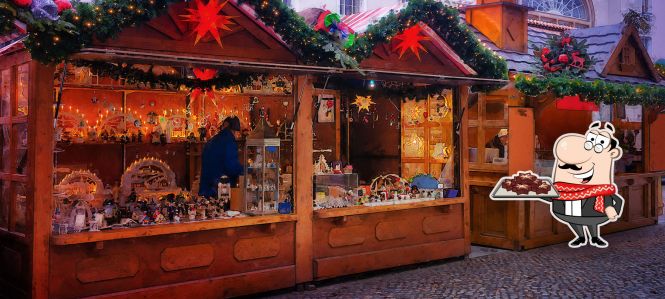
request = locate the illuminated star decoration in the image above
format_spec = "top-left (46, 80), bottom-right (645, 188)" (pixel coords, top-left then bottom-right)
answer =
top-left (352, 95), bottom-right (375, 113)
top-left (181, 0), bottom-right (235, 48)
top-left (392, 24), bottom-right (430, 61)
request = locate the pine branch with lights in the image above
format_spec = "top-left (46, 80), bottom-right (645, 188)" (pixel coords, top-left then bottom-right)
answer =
top-left (515, 74), bottom-right (665, 106)
top-left (5, 0), bottom-right (506, 89)
top-left (73, 60), bottom-right (259, 91)
top-left (348, 0), bottom-right (508, 86)
top-left (515, 33), bottom-right (665, 106)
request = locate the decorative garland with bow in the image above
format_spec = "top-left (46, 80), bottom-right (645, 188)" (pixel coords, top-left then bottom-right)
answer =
top-left (515, 34), bottom-right (665, 106)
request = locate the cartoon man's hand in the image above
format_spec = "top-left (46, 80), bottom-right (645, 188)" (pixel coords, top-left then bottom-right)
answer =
top-left (605, 206), bottom-right (619, 222)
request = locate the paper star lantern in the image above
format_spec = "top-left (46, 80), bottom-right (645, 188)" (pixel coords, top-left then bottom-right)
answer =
top-left (393, 24), bottom-right (430, 61)
top-left (193, 68), bottom-right (217, 81)
top-left (352, 95), bottom-right (375, 112)
top-left (181, 0), bottom-right (235, 48)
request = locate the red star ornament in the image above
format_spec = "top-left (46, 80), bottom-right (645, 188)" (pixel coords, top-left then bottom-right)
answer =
top-left (392, 24), bottom-right (430, 61)
top-left (181, 0), bottom-right (235, 48)
top-left (193, 68), bottom-right (217, 81)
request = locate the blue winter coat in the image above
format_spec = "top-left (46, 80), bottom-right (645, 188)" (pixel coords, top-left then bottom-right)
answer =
top-left (198, 129), bottom-right (243, 197)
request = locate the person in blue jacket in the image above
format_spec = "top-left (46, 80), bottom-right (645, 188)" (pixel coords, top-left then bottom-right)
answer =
top-left (199, 116), bottom-right (243, 197)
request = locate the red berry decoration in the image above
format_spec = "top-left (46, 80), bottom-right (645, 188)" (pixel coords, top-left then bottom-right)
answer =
top-left (540, 55), bottom-right (548, 63)
top-left (558, 54), bottom-right (569, 64)
top-left (541, 47), bottom-right (550, 56)
top-left (54, 0), bottom-right (72, 14)
top-left (13, 0), bottom-right (32, 7)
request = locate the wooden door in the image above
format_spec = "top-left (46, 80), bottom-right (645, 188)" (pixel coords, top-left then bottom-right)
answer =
top-left (401, 90), bottom-right (454, 179)
top-left (0, 54), bottom-right (54, 298)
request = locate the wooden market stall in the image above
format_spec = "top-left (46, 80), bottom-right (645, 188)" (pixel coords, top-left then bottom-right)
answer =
top-left (304, 6), bottom-right (502, 280)
top-left (1, 2), bottom-right (308, 298)
top-left (465, 0), bottom-right (665, 250)
top-left (0, 1), bottom-right (510, 298)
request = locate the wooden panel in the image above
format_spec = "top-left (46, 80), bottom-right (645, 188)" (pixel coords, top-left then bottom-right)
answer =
top-left (234, 236), bottom-right (281, 261)
top-left (294, 75), bottom-right (314, 283)
top-left (161, 244), bottom-right (214, 272)
top-left (95, 2), bottom-right (297, 64)
top-left (30, 61), bottom-right (56, 299)
top-left (329, 226), bottom-right (366, 248)
top-left (52, 214), bottom-right (297, 245)
top-left (315, 198), bottom-right (465, 218)
top-left (85, 266), bottom-right (295, 299)
top-left (648, 113), bottom-right (665, 171)
top-left (49, 222), bottom-right (296, 298)
top-left (314, 239), bottom-right (465, 280)
top-left (422, 214), bottom-right (463, 237)
top-left (313, 204), bottom-right (465, 261)
top-left (76, 254), bottom-right (140, 283)
top-left (375, 221), bottom-right (408, 241)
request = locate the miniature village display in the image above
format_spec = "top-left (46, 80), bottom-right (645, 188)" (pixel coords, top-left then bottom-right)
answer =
top-left (312, 154), bottom-right (459, 210)
top-left (51, 158), bottom-right (248, 235)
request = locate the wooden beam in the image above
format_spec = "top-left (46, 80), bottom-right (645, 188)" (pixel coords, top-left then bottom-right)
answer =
top-left (29, 61), bottom-right (55, 299)
top-left (294, 75), bottom-right (314, 283)
top-left (457, 85), bottom-right (472, 255)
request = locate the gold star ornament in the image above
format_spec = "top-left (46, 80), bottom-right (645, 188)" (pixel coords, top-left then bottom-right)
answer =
top-left (352, 95), bottom-right (375, 112)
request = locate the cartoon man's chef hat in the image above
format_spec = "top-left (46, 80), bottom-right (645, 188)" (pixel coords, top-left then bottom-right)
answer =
top-left (498, 129), bottom-right (508, 137)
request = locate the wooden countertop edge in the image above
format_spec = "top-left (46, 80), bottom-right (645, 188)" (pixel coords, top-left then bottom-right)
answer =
top-left (51, 214), bottom-right (298, 246)
top-left (314, 198), bottom-right (466, 219)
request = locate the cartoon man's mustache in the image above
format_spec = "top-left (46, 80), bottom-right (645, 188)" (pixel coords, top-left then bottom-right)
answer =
top-left (558, 163), bottom-right (582, 171)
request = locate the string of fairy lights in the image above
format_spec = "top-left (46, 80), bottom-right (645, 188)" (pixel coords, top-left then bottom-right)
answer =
top-left (2, 0), bottom-right (506, 91)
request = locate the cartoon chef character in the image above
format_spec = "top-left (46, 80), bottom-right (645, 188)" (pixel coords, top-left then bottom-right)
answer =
top-left (545, 121), bottom-right (624, 248)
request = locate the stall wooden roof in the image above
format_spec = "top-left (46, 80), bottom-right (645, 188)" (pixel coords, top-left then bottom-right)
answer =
top-left (338, 4), bottom-right (477, 77)
top-left (80, 0), bottom-right (298, 66)
top-left (471, 21), bottom-right (664, 86)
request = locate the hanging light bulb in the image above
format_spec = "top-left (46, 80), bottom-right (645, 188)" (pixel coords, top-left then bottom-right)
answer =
top-left (368, 80), bottom-right (376, 89)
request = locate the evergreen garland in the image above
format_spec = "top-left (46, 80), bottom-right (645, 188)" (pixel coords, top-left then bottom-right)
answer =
top-left (348, 0), bottom-right (508, 85)
top-left (514, 33), bottom-right (665, 106)
top-left (514, 74), bottom-right (665, 106)
top-left (73, 60), bottom-right (259, 90)
top-left (2, 0), bottom-right (507, 89)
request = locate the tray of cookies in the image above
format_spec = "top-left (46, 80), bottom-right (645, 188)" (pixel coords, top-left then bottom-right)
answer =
top-left (490, 171), bottom-right (560, 199)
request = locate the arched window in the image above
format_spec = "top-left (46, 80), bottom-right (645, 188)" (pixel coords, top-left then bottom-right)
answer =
top-left (521, 0), bottom-right (594, 28)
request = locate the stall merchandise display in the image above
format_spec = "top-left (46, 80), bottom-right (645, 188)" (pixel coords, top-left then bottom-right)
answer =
top-left (51, 160), bottom-right (246, 235)
top-left (243, 115), bottom-right (282, 215)
top-left (312, 158), bottom-right (458, 210)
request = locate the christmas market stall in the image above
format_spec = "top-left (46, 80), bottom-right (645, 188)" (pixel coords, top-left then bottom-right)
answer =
top-left (0, 0), bottom-right (310, 298)
top-left (464, 0), bottom-right (665, 250)
top-left (0, 0), bottom-right (508, 298)
top-left (299, 2), bottom-right (507, 280)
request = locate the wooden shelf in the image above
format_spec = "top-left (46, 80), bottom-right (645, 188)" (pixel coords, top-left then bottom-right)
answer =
top-left (314, 197), bottom-right (465, 219)
top-left (51, 214), bottom-right (297, 246)
top-left (469, 163), bottom-right (508, 173)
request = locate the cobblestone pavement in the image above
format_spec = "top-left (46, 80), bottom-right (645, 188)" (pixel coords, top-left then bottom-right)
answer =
top-left (268, 218), bottom-right (665, 298)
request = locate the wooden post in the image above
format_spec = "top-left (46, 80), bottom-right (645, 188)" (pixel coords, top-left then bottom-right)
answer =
top-left (508, 107), bottom-right (534, 249)
top-left (294, 75), bottom-right (313, 283)
top-left (458, 85), bottom-right (471, 255)
top-left (29, 61), bottom-right (55, 299)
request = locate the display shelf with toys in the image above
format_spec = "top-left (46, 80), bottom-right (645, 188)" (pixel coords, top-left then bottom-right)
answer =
top-left (50, 70), bottom-right (297, 238)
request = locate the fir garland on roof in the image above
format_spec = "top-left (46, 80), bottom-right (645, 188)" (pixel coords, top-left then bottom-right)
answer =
top-left (514, 33), bottom-right (665, 106)
top-left (515, 74), bottom-right (665, 106)
top-left (2, 0), bottom-right (506, 88)
top-left (73, 60), bottom-right (259, 90)
top-left (348, 0), bottom-right (508, 85)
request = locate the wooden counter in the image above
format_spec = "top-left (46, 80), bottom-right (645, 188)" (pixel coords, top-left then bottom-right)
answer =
top-left (471, 171), bottom-right (663, 250)
top-left (52, 214), bottom-right (298, 245)
top-left (48, 215), bottom-right (298, 298)
top-left (312, 198), bottom-right (468, 280)
top-left (314, 198), bottom-right (465, 218)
